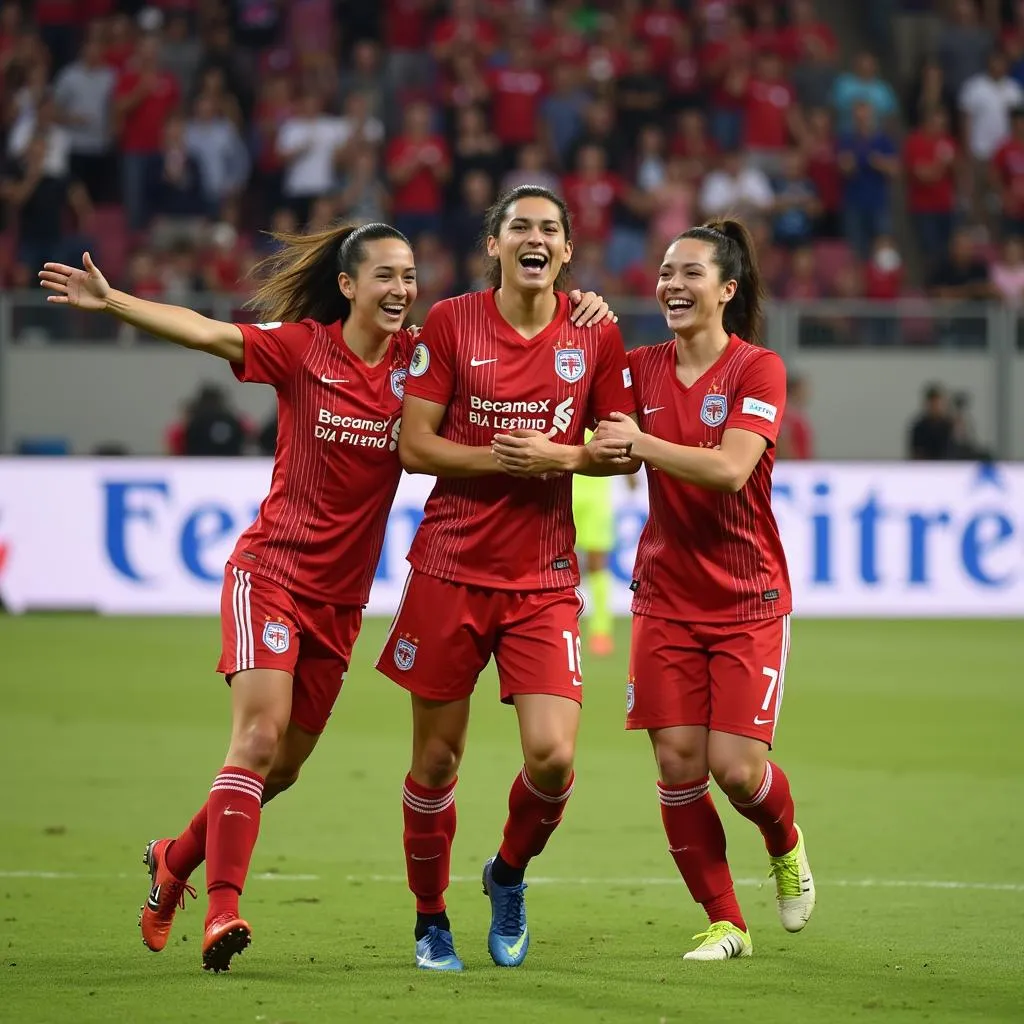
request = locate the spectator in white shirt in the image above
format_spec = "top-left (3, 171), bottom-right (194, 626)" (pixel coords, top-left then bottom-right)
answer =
top-left (185, 93), bottom-right (251, 215)
top-left (959, 51), bottom-right (1024, 161)
top-left (276, 92), bottom-right (349, 224)
top-left (698, 148), bottom-right (774, 220)
top-left (52, 35), bottom-right (116, 202)
top-left (8, 93), bottom-right (71, 180)
top-left (334, 90), bottom-right (385, 173)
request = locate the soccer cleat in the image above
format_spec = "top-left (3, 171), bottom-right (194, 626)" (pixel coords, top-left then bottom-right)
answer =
top-left (768, 823), bottom-right (816, 932)
top-left (415, 926), bottom-right (464, 972)
top-left (589, 633), bottom-right (614, 657)
top-left (202, 913), bottom-right (251, 973)
top-left (139, 838), bottom-right (197, 952)
top-left (683, 921), bottom-right (753, 961)
top-left (482, 857), bottom-right (529, 967)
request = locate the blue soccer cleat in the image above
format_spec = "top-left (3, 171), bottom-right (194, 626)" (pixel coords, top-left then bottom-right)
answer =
top-left (415, 925), bottom-right (464, 972)
top-left (482, 857), bottom-right (529, 967)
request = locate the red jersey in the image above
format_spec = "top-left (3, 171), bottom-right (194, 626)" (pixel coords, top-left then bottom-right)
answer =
top-left (904, 131), bottom-right (956, 213)
top-left (386, 136), bottom-right (449, 214)
top-left (628, 336), bottom-right (791, 623)
top-left (488, 66), bottom-right (546, 146)
top-left (744, 77), bottom-right (794, 150)
top-left (115, 70), bottom-right (180, 153)
top-left (229, 320), bottom-right (414, 605)
top-left (404, 290), bottom-right (634, 591)
top-left (561, 172), bottom-right (624, 243)
top-left (993, 138), bottom-right (1024, 218)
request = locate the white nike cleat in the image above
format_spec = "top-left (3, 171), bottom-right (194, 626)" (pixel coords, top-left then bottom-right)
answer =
top-left (683, 921), bottom-right (753, 960)
top-left (769, 823), bottom-right (816, 932)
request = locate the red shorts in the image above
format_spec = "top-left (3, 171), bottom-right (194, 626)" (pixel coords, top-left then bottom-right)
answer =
top-left (217, 564), bottom-right (362, 735)
top-left (376, 570), bottom-right (586, 704)
top-left (626, 613), bottom-right (792, 745)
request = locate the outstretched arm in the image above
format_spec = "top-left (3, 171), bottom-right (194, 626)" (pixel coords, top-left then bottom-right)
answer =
top-left (39, 252), bottom-right (244, 362)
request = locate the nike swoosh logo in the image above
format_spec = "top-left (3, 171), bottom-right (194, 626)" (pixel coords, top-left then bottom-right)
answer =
top-left (540, 817), bottom-right (561, 825)
top-left (571, 677), bottom-right (582, 687)
top-left (753, 716), bottom-right (774, 726)
top-left (643, 406), bottom-right (665, 415)
top-left (320, 376), bottom-right (349, 384)
top-left (410, 853), bottom-right (441, 861)
top-left (470, 357), bottom-right (498, 367)
top-left (505, 931), bottom-right (528, 958)
top-left (223, 808), bottom-right (251, 818)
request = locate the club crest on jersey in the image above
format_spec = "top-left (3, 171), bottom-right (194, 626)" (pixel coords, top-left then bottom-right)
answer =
top-left (409, 343), bottom-right (430, 377)
top-left (700, 393), bottom-right (728, 427)
top-left (626, 680), bottom-right (636, 714)
top-left (390, 367), bottom-right (407, 400)
top-left (555, 347), bottom-right (586, 383)
top-left (394, 634), bottom-right (418, 671)
top-left (262, 620), bottom-right (290, 654)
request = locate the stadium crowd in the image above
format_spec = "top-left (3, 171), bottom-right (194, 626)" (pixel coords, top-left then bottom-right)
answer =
top-left (7, 0), bottom-right (1024, 327)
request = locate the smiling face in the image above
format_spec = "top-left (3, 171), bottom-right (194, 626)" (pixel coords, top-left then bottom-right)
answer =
top-left (656, 238), bottom-right (736, 336)
top-left (487, 196), bottom-right (572, 294)
top-left (340, 238), bottom-right (418, 337)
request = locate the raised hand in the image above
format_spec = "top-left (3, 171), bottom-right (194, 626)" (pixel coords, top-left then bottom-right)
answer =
top-left (38, 251), bottom-right (111, 311)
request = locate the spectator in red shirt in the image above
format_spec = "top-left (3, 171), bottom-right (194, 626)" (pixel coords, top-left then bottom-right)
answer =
top-left (801, 106), bottom-right (842, 237)
top-left (750, 1), bottom-right (787, 60)
top-left (864, 235), bottom-right (906, 300)
top-left (487, 38), bottom-right (546, 153)
top-left (778, 374), bottom-right (815, 460)
top-left (561, 143), bottom-right (625, 244)
top-left (531, 0), bottom-right (587, 70)
top-left (780, 245), bottom-right (824, 301)
top-left (781, 0), bottom-right (838, 65)
top-left (992, 106), bottom-right (1024, 237)
top-left (385, 101), bottom-right (450, 241)
top-left (431, 0), bottom-right (498, 71)
top-left (904, 106), bottom-right (958, 273)
top-left (633, 0), bottom-right (686, 72)
top-left (744, 51), bottom-right (800, 162)
top-left (114, 34), bottom-right (181, 229)
top-left (664, 20), bottom-right (702, 113)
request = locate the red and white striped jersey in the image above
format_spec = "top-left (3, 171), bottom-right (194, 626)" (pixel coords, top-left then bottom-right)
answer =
top-left (228, 319), bottom-right (413, 605)
top-left (628, 335), bottom-right (792, 623)
top-left (404, 289), bottom-right (634, 590)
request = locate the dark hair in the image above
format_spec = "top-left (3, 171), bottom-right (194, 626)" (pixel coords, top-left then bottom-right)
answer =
top-left (482, 185), bottom-right (573, 290)
top-left (675, 218), bottom-right (766, 344)
top-left (247, 222), bottom-right (410, 324)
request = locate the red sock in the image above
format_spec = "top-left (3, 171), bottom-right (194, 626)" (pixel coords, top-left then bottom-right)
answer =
top-left (204, 766), bottom-right (264, 926)
top-left (402, 775), bottom-right (456, 914)
top-left (730, 761), bottom-right (798, 857)
top-left (659, 778), bottom-right (746, 931)
top-left (498, 767), bottom-right (574, 870)
top-left (165, 803), bottom-right (208, 880)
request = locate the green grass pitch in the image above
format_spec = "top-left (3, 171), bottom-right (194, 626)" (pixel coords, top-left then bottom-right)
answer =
top-left (0, 615), bottom-right (1021, 1023)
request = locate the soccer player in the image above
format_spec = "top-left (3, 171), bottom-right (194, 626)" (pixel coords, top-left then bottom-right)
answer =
top-left (592, 219), bottom-right (816, 961)
top-left (376, 185), bottom-right (636, 972)
top-left (39, 227), bottom-right (614, 973)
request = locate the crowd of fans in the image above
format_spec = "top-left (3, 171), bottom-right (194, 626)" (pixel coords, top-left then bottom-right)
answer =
top-left (7, 0), bottom-right (1024, 332)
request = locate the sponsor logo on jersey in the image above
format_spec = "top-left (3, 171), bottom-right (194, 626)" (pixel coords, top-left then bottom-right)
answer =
top-left (390, 367), bottom-right (407, 401)
top-left (552, 557), bottom-right (572, 571)
top-left (262, 620), bottom-right (290, 654)
top-left (700, 393), bottom-right (728, 427)
top-left (762, 588), bottom-right (781, 601)
top-left (554, 347), bottom-right (586, 383)
top-left (626, 681), bottom-right (635, 713)
top-left (409, 343), bottom-right (430, 377)
top-left (394, 634), bottom-right (418, 671)
top-left (742, 396), bottom-right (778, 422)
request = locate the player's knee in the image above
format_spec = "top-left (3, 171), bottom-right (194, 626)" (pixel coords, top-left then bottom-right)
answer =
top-left (654, 745), bottom-right (708, 785)
top-left (710, 758), bottom-right (763, 800)
top-left (262, 767), bottom-right (301, 804)
top-left (413, 739), bottom-right (461, 789)
top-left (524, 740), bottom-right (575, 790)
top-left (231, 718), bottom-right (286, 774)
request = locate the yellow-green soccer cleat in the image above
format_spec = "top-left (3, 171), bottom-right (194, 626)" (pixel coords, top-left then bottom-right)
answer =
top-left (683, 921), bottom-right (753, 961)
top-left (768, 823), bottom-right (816, 932)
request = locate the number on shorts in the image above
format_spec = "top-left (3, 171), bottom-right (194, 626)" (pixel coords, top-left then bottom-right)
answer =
top-left (760, 667), bottom-right (779, 712)
top-left (562, 629), bottom-right (583, 676)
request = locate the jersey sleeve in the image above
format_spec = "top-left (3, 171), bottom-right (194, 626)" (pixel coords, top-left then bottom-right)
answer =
top-left (231, 321), bottom-right (311, 387)
top-left (725, 350), bottom-right (787, 446)
top-left (587, 322), bottom-right (636, 424)
top-left (403, 301), bottom-right (456, 406)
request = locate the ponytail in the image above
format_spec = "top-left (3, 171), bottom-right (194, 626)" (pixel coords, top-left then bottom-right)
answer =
top-left (246, 222), bottom-right (410, 325)
top-left (677, 218), bottom-right (765, 344)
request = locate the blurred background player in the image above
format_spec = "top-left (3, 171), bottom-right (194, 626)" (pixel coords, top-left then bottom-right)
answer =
top-left (572, 432), bottom-right (637, 656)
top-left (595, 219), bottom-right (815, 962)
top-left (377, 186), bottom-right (632, 972)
